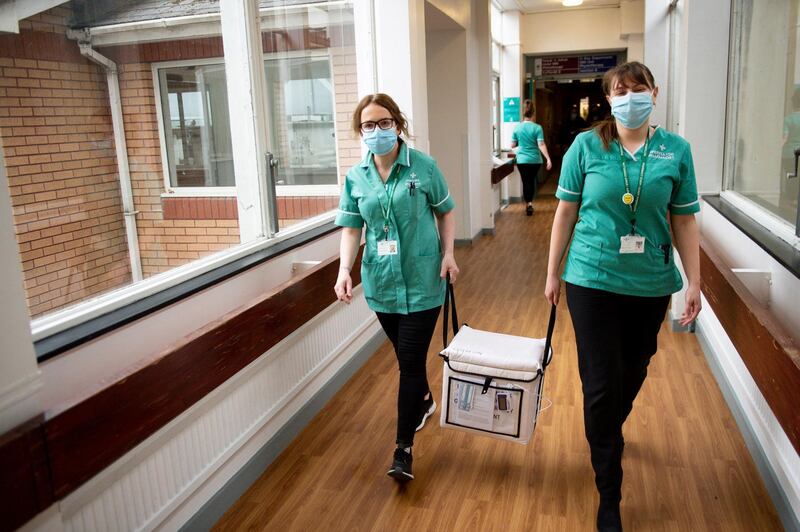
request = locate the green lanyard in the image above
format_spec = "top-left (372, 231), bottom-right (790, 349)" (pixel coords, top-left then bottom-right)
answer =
top-left (617, 129), bottom-right (650, 233)
top-left (380, 172), bottom-right (399, 240)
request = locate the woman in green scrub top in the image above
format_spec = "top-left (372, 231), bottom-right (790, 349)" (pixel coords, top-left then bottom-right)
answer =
top-left (544, 62), bottom-right (701, 532)
top-left (334, 93), bottom-right (459, 483)
top-left (511, 100), bottom-right (553, 215)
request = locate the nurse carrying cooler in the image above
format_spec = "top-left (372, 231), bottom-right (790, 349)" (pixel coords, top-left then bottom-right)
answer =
top-left (333, 93), bottom-right (458, 483)
top-left (544, 62), bottom-right (701, 532)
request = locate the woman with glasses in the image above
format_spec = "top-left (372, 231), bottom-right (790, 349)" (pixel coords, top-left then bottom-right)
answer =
top-left (511, 99), bottom-right (553, 215)
top-left (333, 93), bottom-right (459, 482)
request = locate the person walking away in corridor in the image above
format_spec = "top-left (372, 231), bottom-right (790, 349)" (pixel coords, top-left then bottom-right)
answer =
top-left (333, 93), bottom-right (459, 483)
top-left (544, 62), bottom-right (701, 532)
top-left (512, 99), bottom-right (553, 215)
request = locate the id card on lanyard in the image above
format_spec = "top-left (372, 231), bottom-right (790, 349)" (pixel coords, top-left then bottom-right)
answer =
top-left (378, 176), bottom-right (399, 256)
top-left (618, 131), bottom-right (650, 254)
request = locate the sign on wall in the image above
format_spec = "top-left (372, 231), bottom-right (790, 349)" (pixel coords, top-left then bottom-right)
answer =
top-left (503, 97), bottom-right (520, 122)
top-left (533, 54), bottom-right (618, 77)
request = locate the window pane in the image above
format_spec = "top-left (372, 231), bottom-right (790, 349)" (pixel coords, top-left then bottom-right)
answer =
top-left (0, 2), bottom-right (256, 320)
top-left (265, 56), bottom-right (337, 186)
top-left (159, 64), bottom-right (234, 188)
top-left (728, 0), bottom-right (800, 228)
top-left (260, 2), bottom-right (358, 231)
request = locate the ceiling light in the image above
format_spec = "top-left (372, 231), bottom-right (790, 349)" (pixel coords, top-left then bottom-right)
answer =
top-left (562, 0), bottom-right (584, 6)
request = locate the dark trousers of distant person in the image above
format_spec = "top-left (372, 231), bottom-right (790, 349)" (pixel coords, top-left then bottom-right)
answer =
top-left (517, 163), bottom-right (542, 203)
top-left (565, 283), bottom-right (670, 504)
top-left (376, 306), bottom-right (441, 447)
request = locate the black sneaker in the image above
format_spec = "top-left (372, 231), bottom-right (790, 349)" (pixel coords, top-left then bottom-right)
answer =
top-left (416, 395), bottom-right (436, 431)
top-left (526, 205), bottom-right (534, 216)
top-left (387, 448), bottom-right (414, 481)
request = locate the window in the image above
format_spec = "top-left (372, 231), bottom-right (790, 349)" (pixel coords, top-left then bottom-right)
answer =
top-left (0, 0), bottom-right (360, 332)
top-left (264, 55), bottom-right (338, 187)
top-left (726, 0), bottom-right (800, 238)
top-left (492, 75), bottom-right (501, 155)
top-left (158, 63), bottom-right (234, 189)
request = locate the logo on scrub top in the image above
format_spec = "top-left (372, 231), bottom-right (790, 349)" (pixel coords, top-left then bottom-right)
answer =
top-left (649, 144), bottom-right (675, 160)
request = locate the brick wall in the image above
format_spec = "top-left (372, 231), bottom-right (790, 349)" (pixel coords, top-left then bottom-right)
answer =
top-left (0, 6), bottom-right (132, 318)
top-left (332, 46), bottom-right (361, 184)
top-left (116, 61), bottom-right (240, 276)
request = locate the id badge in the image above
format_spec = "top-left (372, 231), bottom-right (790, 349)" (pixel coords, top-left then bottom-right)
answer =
top-left (620, 235), bottom-right (645, 254)
top-left (377, 240), bottom-right (398, 256)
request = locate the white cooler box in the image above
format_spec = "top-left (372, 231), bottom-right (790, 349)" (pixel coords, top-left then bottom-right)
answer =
top-left (438, 283), bottom-right (555, 444)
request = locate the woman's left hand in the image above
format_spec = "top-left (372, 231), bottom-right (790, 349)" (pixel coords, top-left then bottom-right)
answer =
top-left (545, 158), bottom-right (553, 171)
top-left (680, 283), bottom-right (702, 326)
top-left (440, 252), bottom-right (460, 283)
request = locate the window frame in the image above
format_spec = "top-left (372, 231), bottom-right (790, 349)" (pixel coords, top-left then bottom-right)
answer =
top-left (152, 49), bottom-right (340, 197)
top-left (722, 0), bottom-right (800, 246)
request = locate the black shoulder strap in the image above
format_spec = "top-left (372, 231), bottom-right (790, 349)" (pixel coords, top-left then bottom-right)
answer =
top-left (442, 274), bottom-right (459, 349)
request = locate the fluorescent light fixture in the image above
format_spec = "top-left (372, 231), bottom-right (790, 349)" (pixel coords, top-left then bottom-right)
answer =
top-left (562, 0), bottom-right (584, 6)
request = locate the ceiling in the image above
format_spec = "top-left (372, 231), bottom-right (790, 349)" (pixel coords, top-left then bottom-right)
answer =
top-left (494, 0), bottom-right (621, 13)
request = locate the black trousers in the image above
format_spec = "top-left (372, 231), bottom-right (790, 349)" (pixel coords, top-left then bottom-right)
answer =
top-left (565, 283), bottom-right (670, 503)
top-left (376, 305), bottom-right (441, 447)
top-left (517, 163), bottom-right (541, 203)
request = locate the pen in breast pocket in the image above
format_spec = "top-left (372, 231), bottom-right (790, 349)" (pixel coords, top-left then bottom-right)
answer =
top-left (408, 181), bottom-right (416, 195)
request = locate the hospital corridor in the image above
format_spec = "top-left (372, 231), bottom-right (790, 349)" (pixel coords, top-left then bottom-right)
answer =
top-left (0, 1), bottom-right (798, 531)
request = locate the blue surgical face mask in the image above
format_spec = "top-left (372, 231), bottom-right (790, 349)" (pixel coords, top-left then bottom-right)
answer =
top-left (610, 91), bottom-right (653, 129)
top-left (363, 128), bottom-right (398, 155)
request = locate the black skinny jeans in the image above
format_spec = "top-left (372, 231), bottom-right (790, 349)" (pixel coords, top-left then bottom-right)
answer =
top-left (566, 283), bottom-right (670, 503)
top-left (517, 163), bottom-right (541, 203)
top-left (376, 305), bottom-right (441, 447)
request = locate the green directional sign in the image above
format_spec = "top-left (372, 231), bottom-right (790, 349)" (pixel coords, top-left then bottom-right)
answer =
top-left (503, 97), bottom-right (520, 123)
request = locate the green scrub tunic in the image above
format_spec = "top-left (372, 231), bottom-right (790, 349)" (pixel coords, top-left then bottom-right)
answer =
top-left (555, 127), bottom-right (700, 297)
top-left (335, 140), bottom-right (456, 314)
top-left (512, 121), bottom-right (545, 164)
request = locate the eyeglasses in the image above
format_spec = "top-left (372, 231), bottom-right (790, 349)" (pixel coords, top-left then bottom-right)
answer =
top-left (360, 118), bottom-right (395, 133)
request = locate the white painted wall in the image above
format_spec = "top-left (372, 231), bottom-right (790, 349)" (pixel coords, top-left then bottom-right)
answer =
top-left (621, 0), bottom-right (645, 61)
top-left (0, 143), bottom-right (42, 434)
top-left (521, 7), bottom-right (628, 55)
top-left (674, 0), bottom-right (728, 194)
top-left (428, 0), bottom-right (470, 29)
top-left (426, 13), bottom-right (470, 240)
top-left (501, 10), bottom-right (523, 201)
top-left (374, 0), bottom-right (430, 153)
top-left (644, 0), bottom-right (670, 126)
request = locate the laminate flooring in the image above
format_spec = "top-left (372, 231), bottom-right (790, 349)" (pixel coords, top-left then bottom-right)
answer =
top-left (214, 197), bottom-right (782, 532)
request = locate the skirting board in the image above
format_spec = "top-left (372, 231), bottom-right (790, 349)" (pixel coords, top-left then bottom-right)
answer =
top-left (180, 327), bottom-right (387, 531)
top-left (695, 323), bottom-right (800, 532)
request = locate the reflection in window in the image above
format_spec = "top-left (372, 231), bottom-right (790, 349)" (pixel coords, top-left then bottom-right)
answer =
top-left (264, 56), bottom-right (337, 186)
top-left (728, 0), bottom-right (800, 229)
top-left (158, 65), bottom-right (234, 188)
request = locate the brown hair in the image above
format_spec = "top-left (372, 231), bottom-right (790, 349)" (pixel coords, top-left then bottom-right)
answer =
top-left (522, 99), bottom-right (534, 119)
top-left (595, 61), bottom-right (656, 150)
top-left (351, 93), bottom-right (411, 138)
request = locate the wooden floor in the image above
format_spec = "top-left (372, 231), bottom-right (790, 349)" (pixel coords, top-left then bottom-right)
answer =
top-left (214, 197), bottom-right (782, 531)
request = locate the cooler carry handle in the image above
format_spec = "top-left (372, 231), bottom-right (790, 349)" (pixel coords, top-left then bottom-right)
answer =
top-left (543, 303), bottom-right (556, 368)
top-left (443, 276), bottom-right (557, 369)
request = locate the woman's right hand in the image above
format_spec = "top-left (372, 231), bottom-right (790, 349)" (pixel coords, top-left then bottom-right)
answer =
top-left (334, 268), bottom-right (353, 304)
top-left (544, 274), bottom-right (561, 306)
